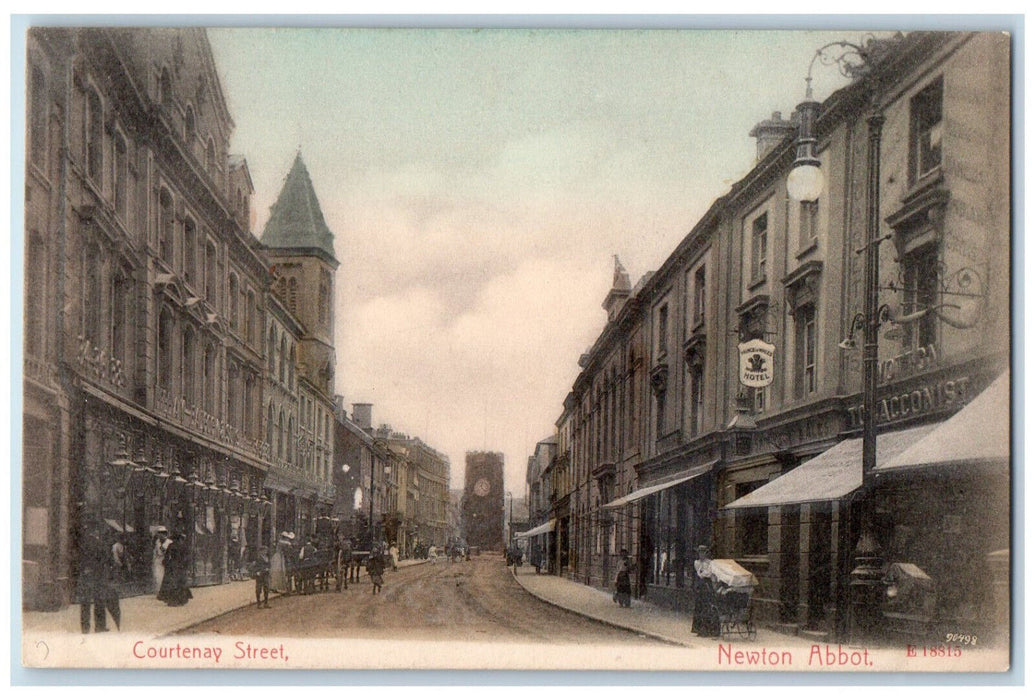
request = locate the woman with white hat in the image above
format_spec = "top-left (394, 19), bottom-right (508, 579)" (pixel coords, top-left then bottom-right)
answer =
top-left (270, 531), bottom-right (290, 592)
top-left (152, 526), bottom-right (170, 595)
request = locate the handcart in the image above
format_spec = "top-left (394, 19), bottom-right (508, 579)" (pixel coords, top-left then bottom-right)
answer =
top-left (708, 559), bottom-right (758, 641)
top-left (881, 562), bottom-right (936, 640)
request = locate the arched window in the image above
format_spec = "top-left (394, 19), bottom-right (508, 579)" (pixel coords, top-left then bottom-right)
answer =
top-left (159, 67), bottom-right (172, 109)
top-left (277, 410), bottom-right (285, 460)
top-left (181, 327), bottom-right (195, 404)
top-left (247, 289), bottom-right (256, 345)
top-left (228, 274), bottom-right (239, 330)
top-left (245, 374), bottom-right (255, 438)
top-left (113, 132), bottom-right (129, 221)
top-left (266, 403), bottom-right (274, 454)
top-left (29, 63), bottom-right (47, 166)
top-left (318, 272), bottom-right (330, 327)
top-left (183, 218), bottom-right (196, 285)
top-left (111, 271), bottom-right (130, 367)
top-left (85, 88), bottom-right (103, 181)
top-left (287, 277), bottom-right (298, 313)
top-left (288, 345), bottom-right (296, 389)
top-left (157, 308), bottom-right (174, 395)
top-left (279, 335), bottom-right (286, 384)
top-left (203, 344), bottom-right (216, 415)
top-left (184, 104), bottom-right (196, 143)
top-left (205, 240), bottom-right (217, 302)
top-left (228, 363), bottom-right (239, 430)
top-left (287, 416), bottom-right (295, 465)
top-left (158, 188), bottom-right (174, 264)
top-left (83, 244), bottom-right (103, 343)
top-left (267, 326), bottom-right (277, 375)
top-left (206, 138), bottom-right (215, 174)
top-left (25, 234), bottom-right (47, 358)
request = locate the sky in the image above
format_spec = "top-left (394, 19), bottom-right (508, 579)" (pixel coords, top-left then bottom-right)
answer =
top-left (206, 27), bottom-right (874, 494)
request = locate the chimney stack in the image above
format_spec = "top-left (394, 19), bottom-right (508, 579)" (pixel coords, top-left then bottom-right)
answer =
top-left (352, 403), bottom-right (373, 431)
top-left (749, 111), bottom-right (797, 162)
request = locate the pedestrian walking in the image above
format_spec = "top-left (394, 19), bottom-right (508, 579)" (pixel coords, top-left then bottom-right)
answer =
top-left (692, 545), bottom-right (720, 638)
top-left (75, 527), bottom-right (121, 633)
top-left (336, 537), bottom-right (351, 591)
top-left (157, 531), bottom-right (192, 606)
top-left (250, 545), bottom-right (270, 608)
top-left (614, 550), bottom-right (632, 608)
top-left (389, 542), bottom-right (399, 572)
top-left (111, 534), bottom-right (127, 586)
top-left (299, 539), bottom-right (317, 595)
top-left (152, 526), bottom-right (170, 594)
top-left (367, 547), bottom-right (385, 595)
top-left (270, 532), bottom-right (290, 592)
top-left (284, 532), bottom-right (299, 594)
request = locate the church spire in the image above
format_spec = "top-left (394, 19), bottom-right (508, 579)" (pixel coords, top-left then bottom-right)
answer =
top-left (260, 152), bottom-right (337, 263)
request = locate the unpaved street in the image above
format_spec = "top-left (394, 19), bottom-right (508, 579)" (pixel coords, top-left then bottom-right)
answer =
top-left (184, 555), bottom-right (667, 645)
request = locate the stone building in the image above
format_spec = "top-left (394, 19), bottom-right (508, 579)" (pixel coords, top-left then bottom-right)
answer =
top-left (548, 31), bottom-right (1010, 641)
top-left (21, 27), bottom-right (337, 610)
top-left (332, 402), bottom-right (451, 554)
top-left (260, 152), bottom-right (339, 538)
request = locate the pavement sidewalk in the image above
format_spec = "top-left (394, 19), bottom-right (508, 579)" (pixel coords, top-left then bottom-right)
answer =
top-left (511, 563), bottom-right (801, 648)
top-left (22, 558), bottom-right (426, 638)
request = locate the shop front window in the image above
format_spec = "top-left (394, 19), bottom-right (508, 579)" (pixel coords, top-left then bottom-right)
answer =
top-left (647, 488), bottom-right (694, 588)
top-left (735, 481), bottom-right (768, 556)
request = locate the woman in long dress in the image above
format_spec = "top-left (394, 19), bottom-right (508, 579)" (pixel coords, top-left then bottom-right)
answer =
top-left (152, 529), bottom-right (170, 595)
top-left (270, 533), bottom-right (289, 592)
top-left (692, 545), bottom-right (720, 637)
top-left (614, 555), bottom-right (632, 608)
top-left (157, 532), bottom-right (193, 606)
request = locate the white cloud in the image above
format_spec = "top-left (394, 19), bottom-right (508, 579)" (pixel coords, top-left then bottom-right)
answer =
top-left (339, 257), bottom-right (606, 488)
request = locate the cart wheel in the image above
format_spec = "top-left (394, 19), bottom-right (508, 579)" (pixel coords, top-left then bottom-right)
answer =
top-left (747, 622), bottom-right (757, 641)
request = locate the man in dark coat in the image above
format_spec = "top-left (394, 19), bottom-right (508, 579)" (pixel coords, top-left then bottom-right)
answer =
top-left (335, 537), bottom-right (352, 592)
top-left (614, 550), bottom-right (633, 608)
top-left (250, 545), bottom-right (271, 608)
top-left (75, 528), bottom-right (121, 633)
top-left (366, 547), bottom-right (385, 595)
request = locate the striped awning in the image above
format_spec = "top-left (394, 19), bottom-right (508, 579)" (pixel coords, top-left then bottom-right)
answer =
top-left (602, 461), bottom-right (716, 509)
top-left (515, 519), bottom-right (555, 539)
top-left (724, 424), bottom-right (937, 509)
top-left (878, 371), bottom-right (1009, 471)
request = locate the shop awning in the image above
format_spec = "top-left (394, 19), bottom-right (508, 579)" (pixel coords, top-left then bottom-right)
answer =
top-left (878, 370), bottom-right (1010, 472)
top-left (104, 518), bottom-right (134, 533)
top-left (515, 519), bottom-right (555, 539)
top-left (603, 461), bottom-right (716, 509)
top-left (724, 424), bottom-right (937, 509)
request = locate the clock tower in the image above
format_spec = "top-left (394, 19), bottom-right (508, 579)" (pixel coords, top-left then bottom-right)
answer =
top-left (462, 451), bottom-right (504, 550)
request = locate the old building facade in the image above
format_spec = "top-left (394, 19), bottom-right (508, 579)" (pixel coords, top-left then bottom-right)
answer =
top-left (542, 31), bottom-right (1010, 641)
top-left (22, 28), bottom-right (338, 610)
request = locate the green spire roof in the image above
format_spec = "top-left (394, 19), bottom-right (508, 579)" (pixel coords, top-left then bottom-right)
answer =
top-left (261, 153), bottom-right (337, 261)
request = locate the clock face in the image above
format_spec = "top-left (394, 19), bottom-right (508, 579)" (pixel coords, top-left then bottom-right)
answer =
top-left (474, 478), bottom-right (490, 497)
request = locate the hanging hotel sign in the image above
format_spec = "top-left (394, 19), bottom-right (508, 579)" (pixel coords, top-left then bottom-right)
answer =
top-left (738, 339), bottom-right (776, 388)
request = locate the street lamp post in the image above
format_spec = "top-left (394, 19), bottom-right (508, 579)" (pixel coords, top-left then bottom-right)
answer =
top-left (505, 490), bottom-right (514, 545)
top-left (788, 37), bottom-right (893, 642)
